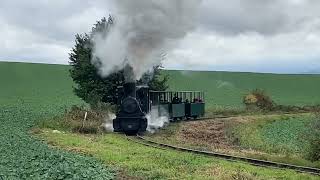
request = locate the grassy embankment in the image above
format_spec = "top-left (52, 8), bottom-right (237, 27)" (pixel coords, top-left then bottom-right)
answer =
top-left (38, 129), bottom-right (319, 179)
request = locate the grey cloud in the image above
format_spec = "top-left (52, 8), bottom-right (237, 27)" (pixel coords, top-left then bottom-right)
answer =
top-left (198, 0), bottom-right (320, 35)
top-left (0, 0), bottom-right (110, 63)
top-left (0, 0), bottom-right (320, 73)
top-left (0, 0), bottom-right (107, 44)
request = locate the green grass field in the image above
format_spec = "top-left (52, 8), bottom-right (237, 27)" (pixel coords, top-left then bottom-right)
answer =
top-left (165, 70), bottom-right (320, 108)
top-left (1, 61), bottom-right (320, 179)
top-left (2, 62), bottom-right (320, 109)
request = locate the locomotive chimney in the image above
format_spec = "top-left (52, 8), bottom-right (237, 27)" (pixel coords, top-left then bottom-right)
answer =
top-left (123, 82), bottom-right (136, 98)
top-left (123, 64), bottom-right (136, 98)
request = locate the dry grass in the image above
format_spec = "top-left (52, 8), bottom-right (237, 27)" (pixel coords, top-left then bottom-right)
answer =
top-left (177, 120), bottom-right (232, 149)
top-left (37, 105), bottom-right (113, 134)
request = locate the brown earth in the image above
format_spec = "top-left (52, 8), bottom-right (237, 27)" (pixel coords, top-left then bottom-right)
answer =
top-left (176, 119), bottom-right (233, 149)
top-left (175, 116), bottom-right (258, 149)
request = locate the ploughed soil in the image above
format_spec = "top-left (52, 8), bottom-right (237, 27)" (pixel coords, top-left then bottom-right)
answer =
top-left (174, 117), bottom-right (256, 150)
top-left (176, 119), bottom-right (232, 149)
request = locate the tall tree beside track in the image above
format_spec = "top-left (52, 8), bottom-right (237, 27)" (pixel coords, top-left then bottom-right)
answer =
top-left (69, 16), bottom-right (168, 106)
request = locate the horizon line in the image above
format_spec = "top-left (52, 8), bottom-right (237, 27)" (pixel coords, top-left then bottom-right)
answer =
top-left (1, 60), bottom-right (319, 75)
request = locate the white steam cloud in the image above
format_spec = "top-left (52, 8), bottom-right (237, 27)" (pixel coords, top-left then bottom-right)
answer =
top-left (103, 113), bottom-right (116, 132)
top-left (147, 107), bottom-right (169, 133)
top-left (92, 0), bottom-right (201, 81)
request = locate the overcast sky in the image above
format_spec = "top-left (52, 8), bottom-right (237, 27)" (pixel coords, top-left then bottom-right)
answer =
top-left (1, 0), bottom-right (320, 73)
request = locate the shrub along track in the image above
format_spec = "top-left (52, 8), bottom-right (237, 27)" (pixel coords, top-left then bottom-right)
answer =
top-left (127, 135), bottom-right (320, 176)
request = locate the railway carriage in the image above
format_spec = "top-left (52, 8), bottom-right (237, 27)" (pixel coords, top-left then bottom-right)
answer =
top-left (149, 91), bottom-right (205, 120)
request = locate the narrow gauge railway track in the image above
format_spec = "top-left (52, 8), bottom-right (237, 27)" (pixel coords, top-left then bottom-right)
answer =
top-left (127, 135), bottom-right (320, 176)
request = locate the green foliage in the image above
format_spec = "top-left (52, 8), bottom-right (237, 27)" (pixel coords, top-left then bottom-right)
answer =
top-left (138, 65), bottom-right (169, 91)
top-left (0, 62), bottom-right (114, 179)
top-left (260, 116), bottom-right (311, 154)
top-left (69, 17), bottom-right (124, 106)
top-left (69, 16), bottom-right (168, 107)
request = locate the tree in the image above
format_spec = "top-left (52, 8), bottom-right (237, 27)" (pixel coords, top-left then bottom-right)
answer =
top-left (138, 65), bottom-right (169, 91)
top-left (69, 16), bottom-right (168, 106)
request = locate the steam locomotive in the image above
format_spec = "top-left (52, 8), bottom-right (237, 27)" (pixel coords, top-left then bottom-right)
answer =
top-left (113, 82), bottom-right (205, 135)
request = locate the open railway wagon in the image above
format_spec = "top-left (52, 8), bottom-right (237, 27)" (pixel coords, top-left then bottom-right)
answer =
top-left (149, 91), bottom-right (205, 120)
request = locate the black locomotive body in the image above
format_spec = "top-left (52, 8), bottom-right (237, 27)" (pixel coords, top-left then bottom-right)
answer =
top-left (113, 83), bottom-right (149, 135)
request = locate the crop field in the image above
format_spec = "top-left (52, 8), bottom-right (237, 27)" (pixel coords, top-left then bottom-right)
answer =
top-left (0, 62), bottom-right (114, 179)
top-left (229, 114), bottom-right (320, 167)
top-left (1, 61), bottom-right (320, 179)
top-left (260, 116), bottom-right (312, 154)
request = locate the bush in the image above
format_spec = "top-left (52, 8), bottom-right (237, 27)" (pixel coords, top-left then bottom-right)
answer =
top-left (243, 89), bottom-right (275, 111)
top-left (66, 106), bottom-right (105, 134)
